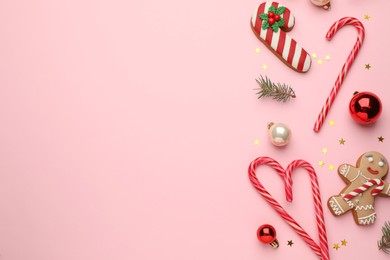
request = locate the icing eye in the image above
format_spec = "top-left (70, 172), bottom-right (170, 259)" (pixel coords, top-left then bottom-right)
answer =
top-left (379, 161), bottom-right (385, 167)
top-left (367, 157), bottom-right (374, 163)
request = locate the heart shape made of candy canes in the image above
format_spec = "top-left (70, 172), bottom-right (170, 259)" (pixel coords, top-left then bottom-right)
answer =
top-left (248, 157), bottom-right (329, 260)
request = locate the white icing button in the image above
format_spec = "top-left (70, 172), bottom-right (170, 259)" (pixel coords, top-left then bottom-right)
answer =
top-left (368, 157), bottom-right (374, 162)
top-left (379, 161), bottom-right (384, 167)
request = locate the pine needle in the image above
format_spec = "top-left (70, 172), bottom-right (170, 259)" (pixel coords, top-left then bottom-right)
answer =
top-left (255, 75), bottom-right (296, 102)
top-left (378, 221), bottom-right (390, 254)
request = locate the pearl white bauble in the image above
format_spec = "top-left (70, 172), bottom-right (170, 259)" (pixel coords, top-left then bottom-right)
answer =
top-left (267, 122), bottom-right (291, 147)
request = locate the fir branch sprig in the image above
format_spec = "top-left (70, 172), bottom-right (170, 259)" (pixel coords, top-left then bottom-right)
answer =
top-left (255, 75), bottom-right (296, 102)
top-left (378, 221), bottom-right (390, 254)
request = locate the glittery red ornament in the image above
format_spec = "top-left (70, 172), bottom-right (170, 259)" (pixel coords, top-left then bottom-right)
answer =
top-left (257, 224), bottom-right (279, 248)
top-left (349, 91), bottom-right (382, 125)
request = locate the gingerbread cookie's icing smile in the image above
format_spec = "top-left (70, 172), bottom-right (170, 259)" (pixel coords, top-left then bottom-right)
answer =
top-left (367, 167), bottom-right (379, 175)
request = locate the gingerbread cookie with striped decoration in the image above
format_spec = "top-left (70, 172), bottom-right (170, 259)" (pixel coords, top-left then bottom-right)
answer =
top-left (251, 2), bottom-right (311, 73)
top-left (328, 151), bottom-right (390, 225)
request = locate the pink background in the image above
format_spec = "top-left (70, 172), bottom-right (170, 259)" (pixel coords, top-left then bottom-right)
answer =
top-left (0, 0), bottom-right (389, 259)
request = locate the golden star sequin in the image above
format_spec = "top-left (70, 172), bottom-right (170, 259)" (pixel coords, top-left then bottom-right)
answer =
top-left (322, 148), bottom-right (328, 154)
top-left (317, 59), bottom-right (323, 65)
top-left (341, 239), bottom-right (348, 246)
top-left (365, 64), bottom-right (371, 70)
top-left (287, 240), bottom-right (294, 246)
top-left (254, 139), bottom-right (260, 145)
top-left (318, 161), bottom-right (325, 167)
top-left (364, 14), bottom-right (371, 21)
top-left (339, 138), bottom-right (346, 145)
top-left (328, 164), bottom-right (335, 171)
top-left (312, 53), bottom-right (318, 58)
top-left (255, 47), bottom-right (261, 53)
top-left (329, 120), bottom-right (335, 126)
top-left (333, 243), bottom-right (340, 250)
top-left (325, 55), bottom-right (331, 61)
top-left (378, 136), bottom-right (385, 142)
top-left (262, 64), bottom-right (268, 70)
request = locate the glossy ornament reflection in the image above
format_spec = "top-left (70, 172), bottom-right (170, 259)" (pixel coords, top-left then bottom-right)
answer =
top-left (257, 224), bottom-right (279, 248)
top-left (349, 91), bottom-right (382, 125)
top-left (267, 122), bottom-right (291, 147)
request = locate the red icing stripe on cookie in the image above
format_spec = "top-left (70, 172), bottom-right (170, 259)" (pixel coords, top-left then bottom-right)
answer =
top-left (265, 25), bottom-right (274, 44)
top-left (282, 7), bottom-right (291, 30)
top-left (276, 30), bottom-right (287, 55)
top-left (287, 39), bottom-right (297, 65)
top-left (253, 3), bottom-right (265, 34)
top-left (297, 50), bottom-right (308, 71)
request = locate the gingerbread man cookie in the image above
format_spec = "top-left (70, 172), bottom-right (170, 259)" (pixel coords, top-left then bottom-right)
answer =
top-left (251, 2), bottom-right (311, 73)
top-left (328, 151), bottom-right (390, 225)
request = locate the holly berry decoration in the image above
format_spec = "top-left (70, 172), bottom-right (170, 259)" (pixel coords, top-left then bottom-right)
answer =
top-left (349, 91), bottom-right (382, 125)
top-left (259, 5), bottom-right (286, 32)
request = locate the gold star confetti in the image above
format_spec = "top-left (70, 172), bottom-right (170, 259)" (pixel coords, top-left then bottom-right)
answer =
top-left (339, 138), bottom-right (346, 145)
top-left (255, 47), bottom-right (261, 53)
top-left (364, 14), bottom-right (371, 21)
top-left (365, 64), bottom-right (371, 70)
top-left (317, 59), bottom-right (323, 65)
top-left (378, 136), bottom-right (385, 142)
top-left (333, 243), bottom-right (340, 250)
top-left (341, 239), bottom-right (348, 246)
top-left (328, 164), bottom-right (335, 171)
top-left (254, 139), bottom-right (260, 145)
top-left (287, 240), bottom-right (294, 246)
top-left (329, 120), bottom-right (335, 126)
top-left (325, 55), bottom-right (331, 61)
top-left (322, 148), bottom-right (328, 154)
top-left (312, 53), bottom-right (318, 58)
top-left (262, 64), bottom-right (268, 70)
top-left (318, 161), bottom-right (325, 167)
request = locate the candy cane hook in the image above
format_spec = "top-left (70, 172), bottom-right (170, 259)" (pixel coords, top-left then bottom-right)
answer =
top-left (313, 17), bottom-right (365, 132)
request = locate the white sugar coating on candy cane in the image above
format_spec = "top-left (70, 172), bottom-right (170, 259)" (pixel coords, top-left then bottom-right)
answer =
top-left (251, 2), bottom-right (311, 72)
top-left (287, 14), bottom-right (295, 28)
top-left (282, 37), bottom-right (292, 60)
top-left (270, 28), bottom-right (280, 49)
top-left (292, 47), bottom-right (302, 69)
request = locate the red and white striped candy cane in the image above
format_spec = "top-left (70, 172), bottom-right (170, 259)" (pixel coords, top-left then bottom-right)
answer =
top-left (248, 157), bottom-right (329, 260)
top-left (313, 17), bottom-right (365, 132)
top-left (343, 179), bottom-right (384, 201)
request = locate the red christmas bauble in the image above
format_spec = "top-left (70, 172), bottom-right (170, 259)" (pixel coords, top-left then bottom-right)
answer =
top-left (274, 14), bottom-right (280, 21)
top-left (268, 18), bottom-right (275, 25)
top-left (349, 91), bottom-right (382, 125)
top-left (257, 224), bottom-right (277, 244)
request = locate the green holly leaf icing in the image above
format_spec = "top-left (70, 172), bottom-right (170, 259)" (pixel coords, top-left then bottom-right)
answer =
top-left (278, 18), bottom-right (285, 27)
top-left (268, 5), bottom-right (277, 13)
top-left (275, 6), bottom-right (286, 15)
top-left (259, 13), bottom-right (269, 20)
top-left (271, 23), bottom-right (279, 32)
top-left (262, 21), bottom-right (270, 30)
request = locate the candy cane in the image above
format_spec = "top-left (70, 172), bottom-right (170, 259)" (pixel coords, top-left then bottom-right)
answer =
top-left (343, 179), bottom-right (384, 201)
top-left (313, 17), bottom-right (365, 132)
top-left (248, 157), bottom-right (329, 260)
